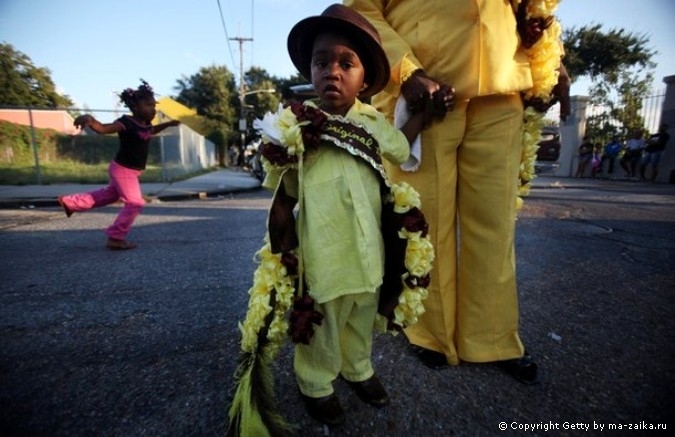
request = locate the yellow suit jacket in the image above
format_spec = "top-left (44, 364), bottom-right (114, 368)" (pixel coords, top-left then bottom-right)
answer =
top-left (345, 0), bottom-right (534, 116)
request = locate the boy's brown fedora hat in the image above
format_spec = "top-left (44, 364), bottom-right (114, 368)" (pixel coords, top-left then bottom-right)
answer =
top-left (287, 3), bottom-right (390, 98)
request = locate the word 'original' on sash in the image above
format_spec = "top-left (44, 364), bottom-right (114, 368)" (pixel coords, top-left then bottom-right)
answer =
top-left (321, 117), bottom-right (388, 183)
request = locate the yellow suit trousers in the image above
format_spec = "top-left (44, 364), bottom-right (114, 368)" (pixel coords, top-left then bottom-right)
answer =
top-left (389, 94), bottom-right (526, 365)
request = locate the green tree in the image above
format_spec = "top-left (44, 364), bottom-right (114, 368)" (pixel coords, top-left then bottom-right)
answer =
top-left (240, 68), bottom-right (311, 145)
top-left (173, 65), bottom-right (238, 164)
top-left (0, 43), bottom-right (73, 107)
top-left (172, 65), bottom-right (311, 165)
top-left (562, 24), bottom-right (656, 141)
top-left (243, 66), bottom-right (281, 125)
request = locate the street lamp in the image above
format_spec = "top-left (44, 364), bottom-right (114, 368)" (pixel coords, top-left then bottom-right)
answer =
top-left (238, 88), bottom-right (276, 151)
top-left (238, 88), bottom-right (276, 132)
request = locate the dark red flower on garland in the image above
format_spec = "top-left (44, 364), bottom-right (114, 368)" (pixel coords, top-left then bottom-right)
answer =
top-left (289, 294), bottom-right (324, 344)
top-left (521, 17), bottom-right (553, 48)
top-left (280, 252), bottom-right (298, 276)
top-left (260, 142), bottom-right (299, 166)
top-left (515, 1), bottom-right (554, 49)
top-left (259, 102), bottom-right (328, 166)
top-left (290, 102), bottom-right (327, 151)
top-left (405, 274), bottom-right (430, 289)
top-left (401, 207), bottom-right (429, 237)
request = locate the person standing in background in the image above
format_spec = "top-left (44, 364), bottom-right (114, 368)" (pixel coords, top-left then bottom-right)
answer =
top-left (591, 143), bottom-right (603, 179)
top-left (601, 135), bottom-right (623, 176)
top-left (639, 123), bottom-right (670, 182)
top-left (575, 136), bottom-right (594, 178)
top-left (620, 129), bottom-right (646, 178)
top-left (346, 0), bottom-right (570, 384)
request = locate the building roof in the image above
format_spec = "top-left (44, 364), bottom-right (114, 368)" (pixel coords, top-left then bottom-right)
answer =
top-left (154, 97), bottom-right (209, 136)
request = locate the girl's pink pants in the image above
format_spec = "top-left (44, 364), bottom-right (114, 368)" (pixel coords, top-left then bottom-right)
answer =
top-left (60, 161), bottom-right (144, 240)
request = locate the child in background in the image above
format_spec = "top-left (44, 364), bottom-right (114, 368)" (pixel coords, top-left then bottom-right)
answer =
top-left (601, 135), bottom-right (623, 175)
top-left (263, 3), bottom-right (450, 427)
top-left (575, 136), bottom-right (594, 177)
top-left (591, 143), bottom-right (603, 178)
top-left (58, 80), bottom-right (179, 250)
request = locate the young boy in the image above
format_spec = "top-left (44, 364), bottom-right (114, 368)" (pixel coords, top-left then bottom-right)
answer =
top-left (265, 3), bottom-right (450, 426)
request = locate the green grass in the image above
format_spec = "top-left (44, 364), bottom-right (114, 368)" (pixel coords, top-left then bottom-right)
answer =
top-left (0, 162), bottom-right (168, 185)
top-left (0, 120), bottom-right (220, 185)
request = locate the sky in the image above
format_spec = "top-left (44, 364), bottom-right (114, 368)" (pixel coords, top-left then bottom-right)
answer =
top-left (1, 0), bottom-right (674, 113)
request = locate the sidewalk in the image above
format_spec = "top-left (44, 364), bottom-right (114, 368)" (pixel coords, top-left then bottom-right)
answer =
top-left (1, 169), bottom-right (673, 209)
top-left (0, 168), bottom-right (262, 208)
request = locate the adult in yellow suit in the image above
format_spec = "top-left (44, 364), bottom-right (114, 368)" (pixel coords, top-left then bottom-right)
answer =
top-left (345, 0), bottom-right (570, 383)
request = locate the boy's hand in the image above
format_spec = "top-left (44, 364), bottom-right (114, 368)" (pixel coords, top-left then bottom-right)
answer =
top-left (168, 120), bottom-right (181, 127)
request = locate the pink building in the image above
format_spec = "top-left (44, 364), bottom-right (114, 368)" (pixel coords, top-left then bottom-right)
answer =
top-left (0, 109), bottom-right (81, 135)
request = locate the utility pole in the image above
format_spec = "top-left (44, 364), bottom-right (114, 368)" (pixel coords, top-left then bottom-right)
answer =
top-left (230, 36), bottom-right (253, 157)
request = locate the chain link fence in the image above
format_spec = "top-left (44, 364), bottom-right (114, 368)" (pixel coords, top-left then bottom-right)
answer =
top-left (584, 88), bottom-right (666, 137)
top-left (0, 106), bottom-right (217, 184)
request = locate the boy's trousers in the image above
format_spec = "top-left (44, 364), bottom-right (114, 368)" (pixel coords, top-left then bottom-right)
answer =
top-left (294, 291), bottom-right (378, 398)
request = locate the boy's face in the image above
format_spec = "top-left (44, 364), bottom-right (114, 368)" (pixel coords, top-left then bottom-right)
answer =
top-left (310, 33), bottom-right (366, 116)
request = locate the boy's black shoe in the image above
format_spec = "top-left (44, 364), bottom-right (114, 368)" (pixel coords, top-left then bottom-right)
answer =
top-left (301, 393), bottom-right (345, 426)
top-left (345, 375), bottom-right (389, 407)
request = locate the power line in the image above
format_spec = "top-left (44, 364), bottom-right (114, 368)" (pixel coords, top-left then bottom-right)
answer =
top-left (216, 0), bottom-right (238, 72)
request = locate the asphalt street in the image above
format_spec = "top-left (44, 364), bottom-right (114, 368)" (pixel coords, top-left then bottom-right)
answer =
top-left (0, 177), bottom-right (673, 435)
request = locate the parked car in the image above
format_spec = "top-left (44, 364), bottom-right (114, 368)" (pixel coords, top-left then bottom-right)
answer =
top-left (244, 139), bottom-right (265, 181)
top-left (535, 125), bottom-right (561, 174)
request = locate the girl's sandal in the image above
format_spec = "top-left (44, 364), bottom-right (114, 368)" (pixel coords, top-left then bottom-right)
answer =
top-left (106, 238), bottom-right (137, 250)
top-left (57, 196), bottom-right (73, 218)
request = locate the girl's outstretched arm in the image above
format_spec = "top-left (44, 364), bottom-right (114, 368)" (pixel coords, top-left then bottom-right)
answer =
top-left (74, 114), bottom-right (123, 135)
top-left (152, 120), bottom-right (180, 135)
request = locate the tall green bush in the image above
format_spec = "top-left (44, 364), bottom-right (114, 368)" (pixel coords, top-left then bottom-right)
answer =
top-left (0, 120), bottom-right (162, 165)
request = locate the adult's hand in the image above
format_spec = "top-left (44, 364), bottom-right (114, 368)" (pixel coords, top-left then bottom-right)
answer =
top-left (524, 63), bottom-right (572, 121)
top-left (554, 63), bottom-right (571, 122)
top-left (402, 70), bottom-right (454, 118)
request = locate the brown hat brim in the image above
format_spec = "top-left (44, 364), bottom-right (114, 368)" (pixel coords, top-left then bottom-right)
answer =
top-left (287, 5), bottom-right (390, 98)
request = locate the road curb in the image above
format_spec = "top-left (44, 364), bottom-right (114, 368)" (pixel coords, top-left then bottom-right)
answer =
top-left (0, 186), bottom-right (263, 209)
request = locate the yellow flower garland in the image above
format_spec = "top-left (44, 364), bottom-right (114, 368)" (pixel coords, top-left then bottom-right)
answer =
top-left (377, 181), bottom-right (434, 331)
top-left (238, 241), bottom-right (296, 357)
top-left (516, 0), bottom-right (563, 208)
